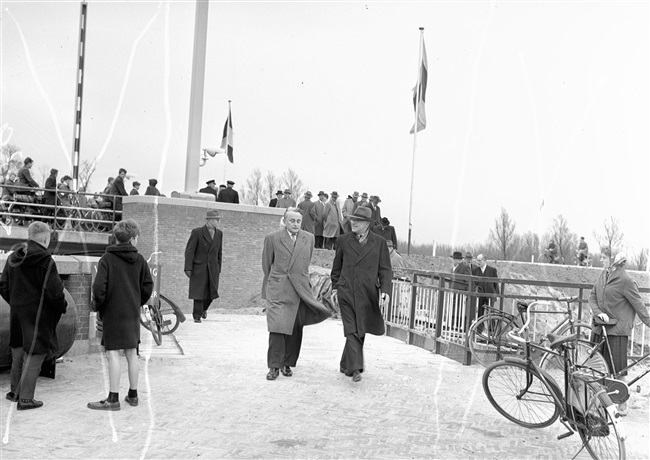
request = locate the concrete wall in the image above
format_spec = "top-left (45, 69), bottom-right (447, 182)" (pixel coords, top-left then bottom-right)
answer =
top-left (123, 195), bottom-right (284, 314)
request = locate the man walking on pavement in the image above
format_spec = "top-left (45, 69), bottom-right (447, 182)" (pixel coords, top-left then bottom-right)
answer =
top-left (0, 222), bottom-right (68, 410)
top-left (261, 207), bottom-right (331, 380)
top-left (331, 206), bottom-right (391, 382)
top-left (184, 210), bottom-right (223, 322)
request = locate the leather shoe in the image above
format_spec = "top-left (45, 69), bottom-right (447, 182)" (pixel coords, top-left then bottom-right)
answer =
top-left (87, 399), bottom-right (121, 411)
top-left (6, 392), bottom-right (18, 402)
top-left (281, 366), bottom-right (293, 377)
top-left (124, 395), bottom-right (139, 407)
top-left (266, 368), bottom-right (279, 380)
top-left (17, 399), bottom-right (43, 410)
top-left (194, 318), bottom-right (201, 323)
top-left (352, 370), bottom-right (362, 382)
top-left (340, 367), bottom-right (352, 377)
top-left (201, 310), bottom-right (207, 319)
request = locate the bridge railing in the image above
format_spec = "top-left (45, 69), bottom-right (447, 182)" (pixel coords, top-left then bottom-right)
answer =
top-left (0, 184), bottom-right (122, 233)
top-left (385, 268), bottom-right (650, 364)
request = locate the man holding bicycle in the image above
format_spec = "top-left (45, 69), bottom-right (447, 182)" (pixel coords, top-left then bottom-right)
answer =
top-left (589, 248), bottom-right (650, 416)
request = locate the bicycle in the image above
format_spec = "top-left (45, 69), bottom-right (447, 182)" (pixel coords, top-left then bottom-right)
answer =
top-left (467, 296), bottom-right (595, 368)
top-left (482, 314), bottom-right (626, 460)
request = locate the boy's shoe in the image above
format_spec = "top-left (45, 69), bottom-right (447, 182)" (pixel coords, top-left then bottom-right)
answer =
top-left (124, 395), bottom-right (139, 407)
top-left (87, 399), bottom-right (121, 411)
top-left (17, 399), bottom-right (43, 410)
top-left (6, 392), bottom-right (19, 402)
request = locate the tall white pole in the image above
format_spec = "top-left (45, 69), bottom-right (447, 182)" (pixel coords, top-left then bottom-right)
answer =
top-left (407, 28), bottom-right (424, 255)
top-left (184, 0), bottom-right (209, 193)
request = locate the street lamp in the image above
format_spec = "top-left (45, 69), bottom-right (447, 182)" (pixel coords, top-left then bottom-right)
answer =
top-left (200, 148), bottom-right (224, 167)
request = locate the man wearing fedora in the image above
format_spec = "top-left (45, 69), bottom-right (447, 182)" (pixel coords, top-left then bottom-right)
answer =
top-left (363, 195), bottom-right (382, 227)
top-left (341, 191), bottom-right (359, 234)
top-left (184, 210), bottom-right (223, 322)
top-left (217, 180), bottom-right (239, 204)
top-left (331, 206), bottom-right (391, 382)
top-left (276, 189), bottom-right (296, 208)
top-left (297, 191), bottom-right (317, 234)
top-left (269, 190), bottom-right (283, 208)
top-left (322, 191), bottom-right (341, 250)
top-left (199, 180), bottom-right (218, 200)
top-left (262, 207), bottom-right (331, 380)
top-left (314, 191), bottom-right (328, 248)
top-left (449, 251), bottom-right (471, 332)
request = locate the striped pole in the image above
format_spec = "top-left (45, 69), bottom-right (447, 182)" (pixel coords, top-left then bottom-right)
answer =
top-left (71, 1), bottom-right (88, 192)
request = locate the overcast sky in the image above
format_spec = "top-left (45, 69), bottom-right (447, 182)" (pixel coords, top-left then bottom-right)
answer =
top-left (2, 1), bottom-right (648, 255)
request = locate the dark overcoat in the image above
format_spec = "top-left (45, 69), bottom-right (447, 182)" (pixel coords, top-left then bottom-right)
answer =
top-left (44, 175), bottom-right (57, 206)
top-left (314, 201), bottom-right (326, 236)
top-left (472, 265), bottom-right (498, 294)
top-left (92, 243), bottom-right (154, 350)
top-left (0, 240), bottom-right (67, 355)
top-left (217, 187), bottom-right (239, 203)
top-left (262, 229), bottom-right (330, 334)
top-left (297, 199), bottom-right (317, 234)
top-left (331, 232), bottom-right (392, 337)
top-left (185, 225), bottom-right (223, 300)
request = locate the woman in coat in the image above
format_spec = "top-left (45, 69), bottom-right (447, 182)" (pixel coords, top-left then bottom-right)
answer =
top-left (88, 219), bottom-right (154, 411)
top-left (589, 248), bottom-right (650, 415)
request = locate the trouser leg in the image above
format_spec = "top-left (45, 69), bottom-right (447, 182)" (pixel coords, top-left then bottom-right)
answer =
top-left (283, 303), bottom-right (305, 367)
top-left (192, 300), bottom-right (204, 320)
top-left (18, 353), bottom-right (46, 400)
top-left (10, 347), bottom-right (25, 395)
top-left (202, 298), bottom-right (213, 312)
top-left (340, 333), bottom-right (365, 374)
top-left (267, 332), bottom-right (286, 369)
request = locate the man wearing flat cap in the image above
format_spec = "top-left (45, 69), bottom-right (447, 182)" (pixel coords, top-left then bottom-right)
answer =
top-left (297, 191), bottom-right (317, 234)
top-left (129, 181), bottom-right (141, 196)
top-left (269, 190), bottom-right (283, 208)
top-left (184, 210), bottom-right (223, 322)
top-left (217, 180), bottom-right (239, 204)
top-left (199, 180), bottom-right (218, 200)
top-left (331, 206), bottom-right (391, 382)
top-left (276, 189), bottom-right (296, 208)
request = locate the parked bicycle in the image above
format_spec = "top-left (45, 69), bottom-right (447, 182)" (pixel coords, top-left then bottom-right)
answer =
top-left (467, 296), bottom-right (595, 368)
top-left (482, 313), bottom-right (626, 460)
top-left (140, 293), bottom-right (185, 345)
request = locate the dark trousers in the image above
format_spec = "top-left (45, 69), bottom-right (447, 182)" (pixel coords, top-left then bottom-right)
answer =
top-left (324, 237), bottom-right (337, 250)
top-left (267, 302), bottom-right (306, 368)
top-left (193, 298), bottom-right (213, 320)
top-left (11, 348), bottom-right (46, 400)
top-left (340, 332), bottom-right (365, 374)
top-left (477, 297), bottom-right (493, 319)
top-left (314, 235), bottom-right (324, 249)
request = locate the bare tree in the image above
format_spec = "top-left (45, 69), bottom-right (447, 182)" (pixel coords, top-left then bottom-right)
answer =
top-left (78, 159), bottom-right (98, 192)
top-left (244, 168), bottom-right (264, 205)
top-left (489, 207), bottom-right (517, 260)
top-left (280, 168), bottom-right (305, 199)
top-left (264, 170), bottom-right (277, 202)
top-left (516, 231), bottom-right (541, 262)
top-left (593, 216), bottom-right (624, 256)
top-left (631, 248), bottom-right (649, 271)
top-left (550, 214), bottom-right (577, 263)
top-left (1, 144), bottom-right (22, 178)
top-left (35, 163), bottom-right (50, 187)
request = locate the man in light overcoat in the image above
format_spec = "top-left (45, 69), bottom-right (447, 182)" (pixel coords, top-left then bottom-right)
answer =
top-left (262, 208), bottom-right (331, 380)
top-left (331, 206), bottom-right (391, 382)
top-left (184, 210), bottom-right (223, 322)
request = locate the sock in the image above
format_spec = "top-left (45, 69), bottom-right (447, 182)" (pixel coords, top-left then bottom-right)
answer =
top-left (128, 389), bottom-right (138, 398)
top-left (107, 392), bottom-right (119, 403)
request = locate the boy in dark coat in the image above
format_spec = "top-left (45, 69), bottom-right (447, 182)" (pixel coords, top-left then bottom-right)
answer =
top-left (331, 206), bottom-right (391, 382)
top-left (0, 222), bottom-right (67, 410)
top-left (88, 219), bottom-right (154, 411)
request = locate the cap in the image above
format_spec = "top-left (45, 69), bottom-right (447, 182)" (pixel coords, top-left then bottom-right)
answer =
top-left (227, 180), bottom-right (235, 185)
top-left (206, 179), bottom-right (216, 185)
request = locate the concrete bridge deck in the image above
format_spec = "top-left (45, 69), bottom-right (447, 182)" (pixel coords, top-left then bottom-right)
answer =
top-left (1, 315), bottom-right (648, 459)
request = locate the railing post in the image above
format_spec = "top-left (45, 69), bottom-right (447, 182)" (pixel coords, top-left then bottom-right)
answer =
top-left (407, 274), bottom-right (418, 345)
top-left (577, 287), bottom-right (584, 321)
top-left (464, 278), bottom-right (476, 365)
top-left (434, 275), bottom-right (446, 354)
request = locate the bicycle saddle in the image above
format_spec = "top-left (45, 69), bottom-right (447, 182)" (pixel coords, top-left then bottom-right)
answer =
top-left (547, 333), bottom-right (578, 350)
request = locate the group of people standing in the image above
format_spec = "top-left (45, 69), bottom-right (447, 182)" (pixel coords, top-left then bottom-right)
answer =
top-left (198, 179), bottom-right (240, 203)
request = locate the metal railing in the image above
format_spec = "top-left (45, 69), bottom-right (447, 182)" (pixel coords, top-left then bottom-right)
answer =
top-left (1, 184), bottom-right (122, 233)
top-left (385, 268), bottom-right (650, 364)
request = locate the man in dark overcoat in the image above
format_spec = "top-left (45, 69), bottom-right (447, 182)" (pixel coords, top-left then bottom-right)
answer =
top-left (107, 168), bottom-right (129, 218)
top-left (269, 190), bottom-right (283, 208)
top-left (184, 210), bottom-right (223, 322)
top-left (262, 207), bottom-right (330, 380)
top-left (472, 254), bottom-right (498, 318)
top-left (297, 191), bottom-right (317, 234)
top-left (313, 191), bottom-right (327, 248)
top-left (331, 206), bottom-right (391, 382)
top-left (43, 168), bottom-right (58, 217)
top-left (0, 222), bottom-right (67, 410)
top-left (217, 180), bottom-right (239, 203)
top-left (372, 217), bottom-right (398, 249)
top-left (198, 179), bottom-right (218, 200)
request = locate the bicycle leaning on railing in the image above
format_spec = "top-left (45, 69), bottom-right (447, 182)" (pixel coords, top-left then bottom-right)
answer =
top-left (467, 296), bottom-right (595, 368)
top-left (482, 313), bottom-right (626, 460)
top-left (139, 293), bottom-right (185, 346)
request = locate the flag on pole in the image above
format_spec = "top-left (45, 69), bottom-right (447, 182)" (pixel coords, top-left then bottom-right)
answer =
top-left (410, 39), bottom-right (428, 134)
top-left (220, 102), bottom-right (234, 163)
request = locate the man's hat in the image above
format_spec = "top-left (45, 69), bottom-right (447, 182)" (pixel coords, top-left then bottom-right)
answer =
top-left (227, 180), bottom-right (235, 185)
top-left (284, 188), bottom-right (292, 194)
top-left (304, 191), bottom-right (313, 198)
top-left (381, 217), bottom-right (390, 225)
top-left (206, 179), bottom-right (216, 185)
top-left (372, 195), bottom-right (382, 203)
top-left (465, 252), bottom-right (473, 259)
top-left (276, 190), bottom-right (284, 196)
top-left (317, 191), bottom-right (326, 196)
top-left (205, 210), bottom-right (221, 220)
top-left (353, 191), bottom-right (359, 198)
top-left (349, 206), bottom-right (373, 221)
top-left (133, 181), bottom-right (141, 186)
top-left (451, 251), bottom-right (463, 260)
top-left (219, 184), bottom-right (226, 188)
top-left (331, 191), bottom-right (339, 198)
top-left (361, 192), bottom-right (368, 199)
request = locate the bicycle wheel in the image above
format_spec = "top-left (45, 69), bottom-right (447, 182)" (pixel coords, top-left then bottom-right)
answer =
top-left (159, 294), bottom-right (181, 335)
top-left (539, 341), bottom-right (609, 395)
top-left (482, 360), bottom-right (561, 429)
top-left (567, 379), bottom-right (626, 460)
top-left (468, 315), bottom-right (522, 367)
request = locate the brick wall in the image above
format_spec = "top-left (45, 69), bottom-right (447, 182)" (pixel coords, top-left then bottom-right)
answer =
top-left (61, 274), bottom-right (92, 341)
top-left (124, 196), bottom-right (284, 314)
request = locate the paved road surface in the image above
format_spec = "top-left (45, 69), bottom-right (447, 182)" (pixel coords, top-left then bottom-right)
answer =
top-left (1, 315), bottom-right (648, 459)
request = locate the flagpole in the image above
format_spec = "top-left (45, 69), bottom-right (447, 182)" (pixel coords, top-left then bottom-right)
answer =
top-left (407, 27), bottom-right (425, 256)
